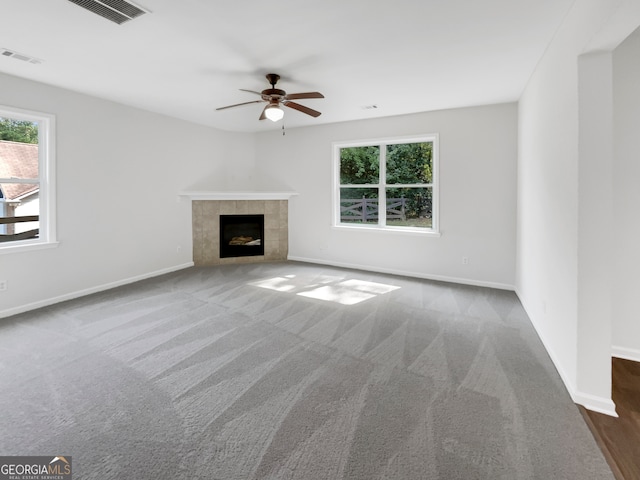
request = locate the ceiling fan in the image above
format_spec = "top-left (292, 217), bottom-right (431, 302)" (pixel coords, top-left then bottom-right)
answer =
top-left (216, 73), bottom-right (324, 122)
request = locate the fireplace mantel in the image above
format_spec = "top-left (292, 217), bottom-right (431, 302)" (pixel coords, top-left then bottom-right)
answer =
top-left (180, 191), bottom-right (298, 201)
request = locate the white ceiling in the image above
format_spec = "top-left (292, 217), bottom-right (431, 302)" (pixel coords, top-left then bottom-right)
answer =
top-left (0, 0), bottom-right (575, 133)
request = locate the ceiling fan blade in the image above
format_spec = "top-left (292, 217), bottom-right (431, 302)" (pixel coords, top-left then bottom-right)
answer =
top-left (285, 92), bottom-right (324, 100)
top-left (239, 89), bottom-right (264, 96)
top-left (216, 100), bottom-right (263, 111)
top-left (283, 101), bottom-right (322, 117)
top-left (259, 104), bottom-right (268, 120)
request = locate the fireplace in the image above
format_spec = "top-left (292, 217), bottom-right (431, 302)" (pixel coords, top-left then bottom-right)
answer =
top-left (190, 196), bottom-right (290, 266)
top-left (219, 214), bottom-right (265, 258)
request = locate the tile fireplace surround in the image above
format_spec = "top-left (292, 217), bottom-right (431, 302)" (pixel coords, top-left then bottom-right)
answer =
top-left (187, 192), bottom-right (293, 266)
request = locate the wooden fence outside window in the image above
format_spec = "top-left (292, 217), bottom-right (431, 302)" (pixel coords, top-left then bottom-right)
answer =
top-left (340, 198), bottom-right (406, 222)
top-left (0, 215), bottom-right (39, 242)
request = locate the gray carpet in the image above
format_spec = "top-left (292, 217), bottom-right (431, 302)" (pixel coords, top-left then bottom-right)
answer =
top-left (0, 261), bottom-right (612, 479)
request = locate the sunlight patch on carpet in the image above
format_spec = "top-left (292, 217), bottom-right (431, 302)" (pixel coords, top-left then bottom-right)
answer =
top-left (249, 276), bottom-right (400, 305)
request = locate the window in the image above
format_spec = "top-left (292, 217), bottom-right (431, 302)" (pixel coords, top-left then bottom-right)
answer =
top-left (0, 105), bottom-right (56, 252)
top-left (334, 135), bottom-right (438, 233)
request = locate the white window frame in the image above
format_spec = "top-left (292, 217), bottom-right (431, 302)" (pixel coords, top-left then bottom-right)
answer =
top-left (332, 134), bottom-right (439, 236)
top-left (0, 105), bottom-right (57, 254)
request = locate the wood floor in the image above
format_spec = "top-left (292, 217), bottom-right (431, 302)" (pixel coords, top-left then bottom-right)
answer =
top-left (580, 358), bottom-right (640, 480)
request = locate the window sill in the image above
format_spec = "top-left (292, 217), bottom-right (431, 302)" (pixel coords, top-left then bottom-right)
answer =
top-left (332, 224), bottom-right (441, 237)
top-left (0, 240), bottom-right (59, 255)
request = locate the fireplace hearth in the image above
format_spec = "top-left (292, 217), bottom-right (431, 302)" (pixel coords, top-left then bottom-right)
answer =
top-left (219, 214), bottom-right (265, 258)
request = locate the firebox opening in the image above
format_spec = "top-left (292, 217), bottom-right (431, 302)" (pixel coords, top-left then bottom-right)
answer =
top-left (220, 214), bottom-right (265, 258)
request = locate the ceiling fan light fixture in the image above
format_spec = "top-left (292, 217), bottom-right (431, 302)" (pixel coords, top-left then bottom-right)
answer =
top-left (265, 104), bottom-right (284, 122)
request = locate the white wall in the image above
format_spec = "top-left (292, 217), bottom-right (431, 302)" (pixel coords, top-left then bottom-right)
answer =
top-left (517, 0), bottom-right (640, 415)
top-left (0, 71), bottom-right (255, 317)
top-left (612, 25), bottom-right (640, 362)
top-left (577, 51), bottom-right (615, 405)
top-left (256, 104), bottom-right (518, 288)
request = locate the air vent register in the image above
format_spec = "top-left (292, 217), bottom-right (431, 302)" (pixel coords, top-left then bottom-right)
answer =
top-left (67, 0), bottom-right (148, 25)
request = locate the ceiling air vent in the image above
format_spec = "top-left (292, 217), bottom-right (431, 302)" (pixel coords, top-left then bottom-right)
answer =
top-left (67, 0), bottom-right (148, 25)
top-left (1, 49), bottom-right (43, 65)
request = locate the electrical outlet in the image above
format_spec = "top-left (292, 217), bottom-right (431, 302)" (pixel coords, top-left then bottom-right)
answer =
top-left (462, 257), bottom-right (469, 265)
top-left (0, 280), bottom-right (7, 291)
top-left (176, 245), bottom-right (182, 254)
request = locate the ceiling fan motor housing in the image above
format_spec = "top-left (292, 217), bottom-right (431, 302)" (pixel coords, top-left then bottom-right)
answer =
top-left (262, 88), bottom-right (286, 100)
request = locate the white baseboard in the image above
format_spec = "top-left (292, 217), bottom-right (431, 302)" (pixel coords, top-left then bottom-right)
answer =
top-left (287, 256), bottom-right (516, 291)
top-left (612, 345), bottom-right (640, 363)
top-left (572, 391), bottom-right (618, 417)
top-left (0, 262), bottom-right (194, 319)
top-left (514, 287), bottom-right (619, 418)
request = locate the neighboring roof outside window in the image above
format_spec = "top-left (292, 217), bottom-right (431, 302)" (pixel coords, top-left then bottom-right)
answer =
top-left (0, 139), bottom-right (39, 200)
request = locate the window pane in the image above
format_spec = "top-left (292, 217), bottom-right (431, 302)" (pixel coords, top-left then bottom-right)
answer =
top-left (386, 142), bottom-right (432, 184)
top-left (0, 116), bottom-right (40, 243)
top-left (0, 182), bottom-right (40, 241)
top-left (340, 146), bottom-right (380, 184)
top-left (340, 188), bottom-right (379, 224)
top-left (0, 117), bottom-right (38, 179)
top-left (385, 187), bottom-right (432, 228)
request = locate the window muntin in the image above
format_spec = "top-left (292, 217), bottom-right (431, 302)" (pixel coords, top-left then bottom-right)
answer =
top-left (0, 106), bottom-right (56, 252)
top-left (335, 135), bottom-right (438, 232)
